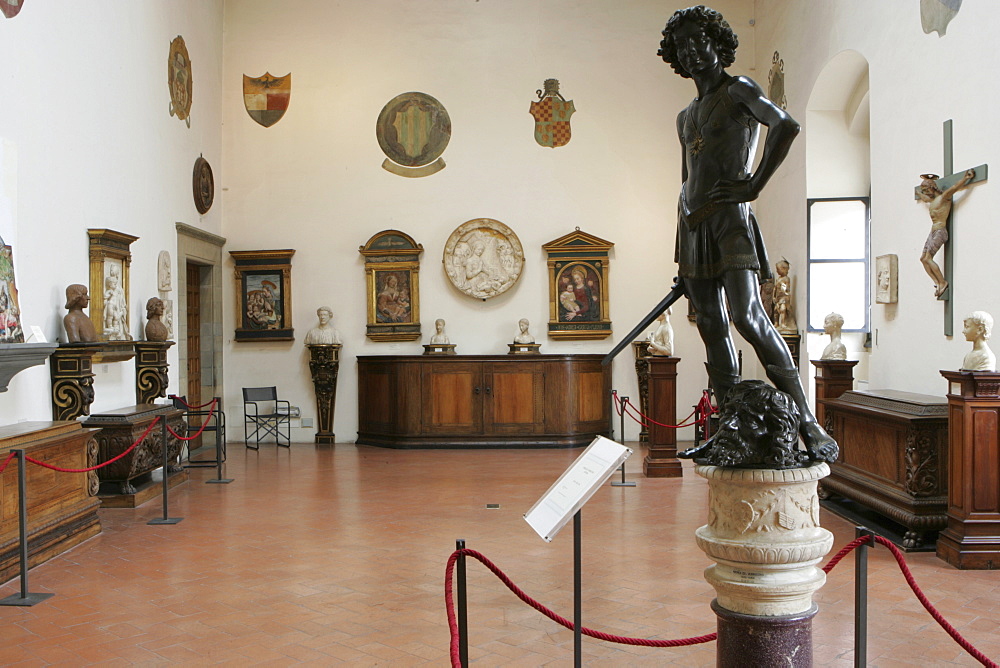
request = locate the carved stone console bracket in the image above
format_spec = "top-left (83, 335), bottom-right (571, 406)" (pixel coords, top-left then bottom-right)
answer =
top-left (0, 342), bottom-right (58, 392)
top-left (134, 340), bottom-right (175, 404)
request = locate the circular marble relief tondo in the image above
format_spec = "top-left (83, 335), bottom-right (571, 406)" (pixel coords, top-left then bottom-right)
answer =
top-left (443, 219), bottom-right (525, 300)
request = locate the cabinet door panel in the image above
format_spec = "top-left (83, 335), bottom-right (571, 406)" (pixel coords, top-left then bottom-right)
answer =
top-left (422, 363), bottom-right (482, 434)
top-left (485, 363), bottom-right (544, 434)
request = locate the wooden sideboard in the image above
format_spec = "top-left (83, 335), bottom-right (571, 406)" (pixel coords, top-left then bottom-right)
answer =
top-left (0, 421), bottom-right (102, 584)
top-left (357, 354), bottom-right (610, 448)
top-left (819, 389), bottom-right (948, 550)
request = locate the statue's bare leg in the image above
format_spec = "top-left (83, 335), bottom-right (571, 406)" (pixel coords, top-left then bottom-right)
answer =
top-left (921, 252), bottom-right (947, 297)
top-left (721, 270), bottom-right (839, 463)
top-left (677, 277), bottom-right (741, 459)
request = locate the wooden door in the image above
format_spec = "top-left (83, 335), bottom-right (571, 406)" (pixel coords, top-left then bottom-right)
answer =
top-left (420, 362), bottom-right (482, 435)
top-left (186, 262), bottom-right (203, 449)
top-left (483, 362), bottom-right (545, 435)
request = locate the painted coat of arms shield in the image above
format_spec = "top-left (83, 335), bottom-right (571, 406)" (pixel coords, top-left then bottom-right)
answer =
top-left (376, 92), bottom-right (451, 177)
top-left (243, 73), bottom-right (291, 128)
top-left (530, 79), bottom-right (576, 148)
top-left (168, 36), bottom-right (193, 128)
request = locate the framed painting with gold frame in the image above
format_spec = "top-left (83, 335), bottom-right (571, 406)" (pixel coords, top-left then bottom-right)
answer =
top-left (229, 249), bottom-right (295, 341)
top-left (543, 229), bottom-right (613, 340)
top-left (359, 230), bottom-right (423, 341)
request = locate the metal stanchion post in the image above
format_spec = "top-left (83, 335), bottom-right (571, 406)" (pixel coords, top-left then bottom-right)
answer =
top-left (573, 511), bottom-right (582, 668)
top-left (611, 394), bottom-right (635, 487)
top-left (854, 527), bottom-right (873, 668)
top-left (456, 539), bottom-right (468, 667)
top-left (148, 418), bottom-right (183, 525)
top-left (0, 450), bottom-right (54, 606)
top-left (207, 400), bottom-right (233, 484)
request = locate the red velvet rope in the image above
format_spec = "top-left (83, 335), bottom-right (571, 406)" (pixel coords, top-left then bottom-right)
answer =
top-left (611, 390), bottom-right (713, 429)
top-left (0, 450), bottom-right (15, 474)
top-left (168, 394), bottom-right (216, 410)
top-left (444, 536), bottom-right (998, 667)
top-left (166, 399), bottom-right (218, 441)
top-left (24, 417), bottom-right (161, 473)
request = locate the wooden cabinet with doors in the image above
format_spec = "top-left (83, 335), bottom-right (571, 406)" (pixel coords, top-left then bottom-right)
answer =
top-left (357, 355), bottom-right (609, 448)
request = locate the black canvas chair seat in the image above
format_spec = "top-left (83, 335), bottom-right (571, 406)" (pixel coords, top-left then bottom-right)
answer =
top-left (243, 386), bottom-right (291, 448)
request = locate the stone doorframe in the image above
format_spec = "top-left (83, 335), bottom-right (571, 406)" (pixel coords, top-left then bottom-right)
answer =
top-left (176, 223), bottom-right (226, 407)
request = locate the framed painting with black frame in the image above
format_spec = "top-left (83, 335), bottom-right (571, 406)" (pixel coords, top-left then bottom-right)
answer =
top-left (230, 249), bottom-right (295, 341)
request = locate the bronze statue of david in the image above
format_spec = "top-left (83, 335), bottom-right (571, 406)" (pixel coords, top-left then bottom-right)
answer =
top-left (659, 6), bottom-right (837, 465)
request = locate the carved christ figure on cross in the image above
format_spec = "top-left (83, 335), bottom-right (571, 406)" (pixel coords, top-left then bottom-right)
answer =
top-left (917, 168), bottom-right (975, 298)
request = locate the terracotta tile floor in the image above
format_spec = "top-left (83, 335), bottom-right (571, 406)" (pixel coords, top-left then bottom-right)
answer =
top-left (2, 444), bottom-right (998, 666)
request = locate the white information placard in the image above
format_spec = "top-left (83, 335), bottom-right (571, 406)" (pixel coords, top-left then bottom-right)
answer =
top-left (524, 436), bottom-right (632, 542)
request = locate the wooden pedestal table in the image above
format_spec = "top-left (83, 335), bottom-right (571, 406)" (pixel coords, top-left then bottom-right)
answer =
top-left (0, 421), bottom-right (102, 584)
top-left (644, 356), bottom-right (682, 478)
top-left (134, 340), bottom-right (174, 404)
top-left (811, 359), bottom-right (859, 430)
top-left (82, 404), bottom-right (187, 508)
top-left (307, 344), bottom-right (341, 445)
top-left (937, 370), bottom-right (1000, 569)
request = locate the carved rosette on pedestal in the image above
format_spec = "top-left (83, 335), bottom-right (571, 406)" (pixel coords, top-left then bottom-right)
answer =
top-left (307, 344), bottom-right (341, 445)
top-left (134, 341), bottom-right (175, 404)
top-left (695, 463), bottom-right (833, 666)
top-left (50, 344), bottom-right (103, 421)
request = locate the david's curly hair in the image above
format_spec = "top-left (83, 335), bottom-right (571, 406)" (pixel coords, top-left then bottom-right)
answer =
top-left (657, 5), bottom-right (739, 79)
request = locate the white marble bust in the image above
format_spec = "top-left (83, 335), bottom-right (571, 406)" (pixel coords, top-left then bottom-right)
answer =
top-left (304, 306), bottom-right (342, 345)
top-left (820, 312), bottom-right (847, 360)
top-left (647, 310), bottom-right (673, 356)
top-left (429, 318), bottom-right (450, 344)
top-left (514, 318), bottom-right (534, 344)
top-left (961, 311), bottom-right (996, 371)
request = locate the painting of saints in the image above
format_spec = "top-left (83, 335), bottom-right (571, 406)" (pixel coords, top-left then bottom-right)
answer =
top-left (376, 271), bottom-right (411, 323)
top-left (557, 264), bottom-right (600, 322)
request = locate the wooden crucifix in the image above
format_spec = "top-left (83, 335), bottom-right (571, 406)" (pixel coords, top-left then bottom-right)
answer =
top-left (914, 119), bottom-right (988, 336)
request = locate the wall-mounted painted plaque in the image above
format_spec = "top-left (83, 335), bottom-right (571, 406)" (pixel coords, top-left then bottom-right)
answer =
top-left (443, 219), bottom-right (524, 301)
top-left (229, 249), bottom-right (295, 341)
top-left (543, 228), bottom-right (613, 340)
top-left (243, 72), bottom-right (291, 128)
top-left (193, 156), bottom-right (214, 214)
top-left (529, 79), bottom-right (576, 148)
top-left (0, 0), bottom-right (24, 19)
top-left (168, 36), bottom-right (192, 128)
top-left (359, 230), bottom-right (423, 342)
top-left (768, 51), bottom-right (787, 110)
top-left (376, 92), bottom-right (451, 178)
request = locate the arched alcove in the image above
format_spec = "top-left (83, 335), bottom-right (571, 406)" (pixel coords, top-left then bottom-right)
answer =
top-left (805, 50), bottom-right (872, 395)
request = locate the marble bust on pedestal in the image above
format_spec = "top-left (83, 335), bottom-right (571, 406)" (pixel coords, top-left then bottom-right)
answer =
top-left (429, 318), bottom-right (450, 345)
top-left (304, 306), bottom-right (342, 345)
top-left (961, 311), bottom-right (996, 371)
top-left (820, 312), bottom-right (846, 361)
top-left (514, 318), bottom-right (534, 344)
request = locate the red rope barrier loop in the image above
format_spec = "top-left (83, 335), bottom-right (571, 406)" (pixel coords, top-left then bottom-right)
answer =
top-left (166, 398), bottom-right (219, 441)
top-left (445, 535), bottom-right (998, 667)
top-left (0, 450), bottom-right (16, 474)
top-left (25, 416), bottom-right (161, 473)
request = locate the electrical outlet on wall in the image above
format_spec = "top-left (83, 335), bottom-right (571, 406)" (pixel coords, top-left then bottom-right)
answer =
top-left (301, 417), bottom-right (314, 428)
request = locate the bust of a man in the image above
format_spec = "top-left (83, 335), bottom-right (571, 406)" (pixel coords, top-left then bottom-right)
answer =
top-left (647, 310), bottom-right (674, 356)
top-left (961, 311), bottom-right (996, 372)
top-left (64, 284), bottom-right (99, 343)
top-left (514, 318), bottom-right (534, 344)
top-left (144, 297), bottom-right (169, 342)
top-left (304, 306), bottom-right (342, 345)
top-left (820, 312), bottom-right (847, 360)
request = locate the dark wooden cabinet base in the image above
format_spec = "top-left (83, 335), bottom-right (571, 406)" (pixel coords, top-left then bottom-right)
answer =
top-left (357, 354), bottom-right (610, 448)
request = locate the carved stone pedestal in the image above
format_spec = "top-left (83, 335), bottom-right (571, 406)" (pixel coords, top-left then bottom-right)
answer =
top-left (423, 343), bottom-right (456, 355)
top-left (810, 359), bottom-right (858, 429)
top-left (644, 356), bottom-right (682, 477)
top-left (695, 463), bottom-right (833, 667)
top-left (507, 342), bottom-right (540, 354)
top-left (937, 371), bottom-right (1000, 569)
top-left (135, 340), bottom-right (174, 404)
top-left (307, 344), bottom-right (341, 445)
top-left (632, 340), bottom-right (651, 443)
top-left (50, 343), bottom-right (103, 420)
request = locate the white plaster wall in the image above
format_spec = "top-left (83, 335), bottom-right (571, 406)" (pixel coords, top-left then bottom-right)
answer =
top-left (221, 0), bottom-right (755, 443)
top-left (754, 0), bottom-right (999, 399)
top-left (0, 1), bottom-right (224, 423)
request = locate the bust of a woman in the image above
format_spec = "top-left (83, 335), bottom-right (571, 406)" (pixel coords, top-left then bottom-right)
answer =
top-left (514, 318), bottom-right (534, 344)
top-left (429, 318), bottom-right (449, 345)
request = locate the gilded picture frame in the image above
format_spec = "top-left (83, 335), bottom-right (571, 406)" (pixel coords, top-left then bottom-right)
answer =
top-left (543, 229), bottom-right (613, 340)
top-left (229, 249), bottom-right (295, 341)
top-left (88, 229), bottom-right (138, 344)
top-left (360, 230), bottom-right (423, 341)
